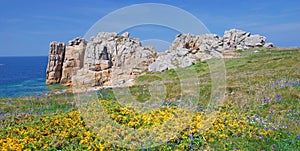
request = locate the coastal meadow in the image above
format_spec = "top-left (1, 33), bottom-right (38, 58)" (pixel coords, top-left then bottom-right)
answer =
top-left (1, 48), bottom-right (300, 150)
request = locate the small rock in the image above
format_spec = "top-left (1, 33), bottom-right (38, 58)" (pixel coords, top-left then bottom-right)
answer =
top-left (121, 32), bottom-right (130, 38)
top-left (117, 79), bottom-right (125, 84)
top-left (263, 43), bottom-right (273, 49)
top-left (177, 48), bottom-right (189, 57)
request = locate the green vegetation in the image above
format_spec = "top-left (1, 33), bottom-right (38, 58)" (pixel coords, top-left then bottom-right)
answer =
top-left (1, 49), bottom-right (300, 150)
top-left (116, 36), bottom-right (124, 42)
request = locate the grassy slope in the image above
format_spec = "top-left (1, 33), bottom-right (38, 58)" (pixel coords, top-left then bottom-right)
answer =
top-left (133, 48), bottom-right (300, 149)
top-left (0, 48), bottom-right (299, 150)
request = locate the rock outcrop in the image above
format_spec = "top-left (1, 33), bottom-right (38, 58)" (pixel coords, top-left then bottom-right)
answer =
top-left (149, 34), bottom-right (223, 72)
top-left (149, 29), bottom-right (272, 72)
top-left (46, 32), bottom-right (157, 91)
top-left (46, 42), bottom-right (66, 84)
top-left (60, 38), bottom-right (87, 86)
top-left (46, 29), bottom-right (273, 89)
top-left (72, 32), bottom-right (156, 90)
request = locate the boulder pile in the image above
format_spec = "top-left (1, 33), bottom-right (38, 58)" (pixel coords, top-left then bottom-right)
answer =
top-left (149, 29), bottom-right (273, 72)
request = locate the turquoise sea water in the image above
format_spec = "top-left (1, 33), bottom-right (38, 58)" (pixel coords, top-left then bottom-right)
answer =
top-left (0, 56), bottom-right (54, 98)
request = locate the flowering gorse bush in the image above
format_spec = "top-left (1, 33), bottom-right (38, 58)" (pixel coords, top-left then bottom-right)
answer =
top-left (1, 99), bottom-right (299, 150)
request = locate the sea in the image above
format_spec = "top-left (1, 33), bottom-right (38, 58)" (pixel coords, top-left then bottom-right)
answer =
top-left (0, 56), bottom-right (60, 98)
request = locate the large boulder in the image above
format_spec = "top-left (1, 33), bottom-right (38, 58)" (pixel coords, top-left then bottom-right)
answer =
top-left (244, 34), bottom-right (266, 47)
top-left (148, 52), bottom-right (177, 72)
top-left (222, 29), bottom-right (250, 49)
top-left (149, 33), bottom-right (223, 72)
top-left (222, 29), bottom-right (267, 49)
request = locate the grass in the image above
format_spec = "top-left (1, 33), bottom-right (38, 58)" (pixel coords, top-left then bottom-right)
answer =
top-left (0, 48), bottom-right (300, 150)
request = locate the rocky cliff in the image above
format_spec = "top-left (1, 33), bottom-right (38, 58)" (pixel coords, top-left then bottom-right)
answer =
top-left (72, 32), bottom-right (156, 91)
top-left (46, 32), bottom-right (157, 91)
top-left (46, 29), bottom-right (273, 89)
top-left (60, 38), bottom-right (87, 86)
top-left (46, 42), bottom-right (65, 84)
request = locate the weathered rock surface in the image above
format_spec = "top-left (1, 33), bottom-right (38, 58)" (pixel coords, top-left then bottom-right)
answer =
top-left (149, 34), bottom-right (223, 72)
top-left (46, 42), bottom-right (65, 84)
top-left (148, 29), bottom-right (271, 72)
top-left (60, 38), bottom-right (87, 86)
top-left (46, 29), bottom-right (273, 89)
top-left (45, 32), bottom-right (156, 91)
top-left (75, 32), bottom-right (156, 90)
top-left (244, 34), bottom-right (266, 47)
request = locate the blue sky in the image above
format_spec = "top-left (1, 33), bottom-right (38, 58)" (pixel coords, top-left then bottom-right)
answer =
top-left (0, 0), bottom-right (299, 56)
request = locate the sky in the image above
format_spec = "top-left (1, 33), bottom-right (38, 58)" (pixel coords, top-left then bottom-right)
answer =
top-left (0, 0), bottom-right (299, 56)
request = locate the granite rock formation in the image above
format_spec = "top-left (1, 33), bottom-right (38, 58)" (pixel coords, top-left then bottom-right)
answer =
top-left (46, 32), bottom-right (157, 91)
top-left (46, 42), bottom-right (66, 84)
top-left (60, 38), bottom-right (87, 86)
top-left (149, 34), bottom-right (223, 72)
top-left (71, 32), bottom-right (156, 91)
top-left (149, 29), bottom-right (272, 72)
top-left (46, 29), bottom-right (273, 89)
